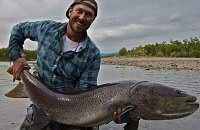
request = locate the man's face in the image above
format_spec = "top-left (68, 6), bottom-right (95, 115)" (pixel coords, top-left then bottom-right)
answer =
top-left (68, 3), bottom-right (95, 34)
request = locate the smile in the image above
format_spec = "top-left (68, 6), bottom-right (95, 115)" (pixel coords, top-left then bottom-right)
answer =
top-left (76, 21), bottom-right (85, 26)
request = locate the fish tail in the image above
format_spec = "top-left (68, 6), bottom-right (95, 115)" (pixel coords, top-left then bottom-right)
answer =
top-left (7, 66), bottom-right (13, 75)
top-left (5, 82), bottom-right (28, 98)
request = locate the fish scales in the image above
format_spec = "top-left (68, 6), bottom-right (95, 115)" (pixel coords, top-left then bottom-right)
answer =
top-left (21, 70), bottom-right (131, 126)
top-left (6, 68), bottom-right (198, 128)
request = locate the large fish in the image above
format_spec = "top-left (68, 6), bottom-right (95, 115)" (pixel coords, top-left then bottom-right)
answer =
top-left (6, 67), bottom-right (199, 130)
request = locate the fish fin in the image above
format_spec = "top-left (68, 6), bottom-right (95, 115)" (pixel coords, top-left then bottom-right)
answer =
top-left (7, 66), bottom-right (13, 75)
top-left (5, 82), bottom-right (28, 98)
top-left (30, 109), bottom-right (52, 130)
top-left (124, 121), bottom-right (139, 130)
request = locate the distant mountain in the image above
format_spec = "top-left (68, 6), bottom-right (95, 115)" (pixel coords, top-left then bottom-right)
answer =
top-left (101, 52), bottom-right (118, 56)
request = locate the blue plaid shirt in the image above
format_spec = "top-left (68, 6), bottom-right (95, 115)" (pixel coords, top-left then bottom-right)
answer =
top-left (8, 20), bottom-right (101, 92)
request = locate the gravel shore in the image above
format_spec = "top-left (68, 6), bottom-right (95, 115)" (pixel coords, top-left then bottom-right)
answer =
top-left (101, 57), bottom-right (200, 71)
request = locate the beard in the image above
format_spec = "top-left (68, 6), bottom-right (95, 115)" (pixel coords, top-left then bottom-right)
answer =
top-left (69, 17), bottom-right (90, 34)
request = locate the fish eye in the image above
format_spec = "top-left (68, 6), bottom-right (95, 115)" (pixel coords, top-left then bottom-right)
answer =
top-left (175, 89), bottom-right (185, 94)
top-left (176, 90), bottom-right (181, 94)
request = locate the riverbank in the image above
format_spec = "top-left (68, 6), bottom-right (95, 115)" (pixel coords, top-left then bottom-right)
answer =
top-left (101, 57), bottom-right (200, 71)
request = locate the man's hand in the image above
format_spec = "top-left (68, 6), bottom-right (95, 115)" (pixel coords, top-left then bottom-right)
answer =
top-left (130, 116), bottom-right (140, 122)
top-left (113, 108), bottom-right (140, 124)
top-left (113, 108), bottom-right (124, 124)
top-left (13, 58), bottom-right (31, 82)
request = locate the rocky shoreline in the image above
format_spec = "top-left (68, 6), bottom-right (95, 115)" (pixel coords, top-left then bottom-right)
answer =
top-left (101, 57), bottom-right (200, 71)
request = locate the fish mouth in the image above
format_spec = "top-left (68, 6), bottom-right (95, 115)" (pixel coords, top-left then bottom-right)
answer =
top-left (185, 96), bottom-right (197, 102)
top-left (182, 96), bottom-right (199, 113)
top-left (185, 102), bottom-right (199, 107)
top-left (163, 97), bottom-right (199, 119)
top-left (184, 97), bottom-right (199, 108)
top-left (171, 96), bottom-right (199, 108)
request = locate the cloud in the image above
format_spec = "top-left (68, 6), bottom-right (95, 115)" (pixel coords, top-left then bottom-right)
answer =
top-left (1, 0), bottom-right (200, 52)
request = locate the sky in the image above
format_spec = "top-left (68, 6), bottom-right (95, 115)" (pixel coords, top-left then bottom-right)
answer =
top-left (0, 0), bottom-right (200, 53)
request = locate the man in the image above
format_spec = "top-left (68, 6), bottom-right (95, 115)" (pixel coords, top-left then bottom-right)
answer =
top-left (8, 0), bottom-right (139, 129)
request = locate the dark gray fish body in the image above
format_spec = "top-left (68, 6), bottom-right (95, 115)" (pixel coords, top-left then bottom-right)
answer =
top-left (20, 69), bottom-right (199, 127)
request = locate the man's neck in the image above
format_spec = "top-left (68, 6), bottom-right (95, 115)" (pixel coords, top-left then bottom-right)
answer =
top-left (66, 25), bottom-right (84, 43)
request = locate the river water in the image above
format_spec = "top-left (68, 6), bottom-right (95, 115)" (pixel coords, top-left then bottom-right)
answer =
top-left (0, 62), bottom-right (199, 130)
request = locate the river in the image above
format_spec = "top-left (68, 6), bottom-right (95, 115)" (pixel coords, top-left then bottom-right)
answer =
top-left (0, 62), bottom-right (199, 130)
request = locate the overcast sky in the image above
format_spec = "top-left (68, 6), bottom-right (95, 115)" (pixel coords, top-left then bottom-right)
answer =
top-left (0, 0), bottom-right (200, 53)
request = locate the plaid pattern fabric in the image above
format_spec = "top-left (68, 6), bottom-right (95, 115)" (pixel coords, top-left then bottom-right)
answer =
top-left (8, 20), bottom-right (101, 92)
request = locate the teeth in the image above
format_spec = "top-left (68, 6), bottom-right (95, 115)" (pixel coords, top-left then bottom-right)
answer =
top-left (76, 22), bottom-right (84, 26)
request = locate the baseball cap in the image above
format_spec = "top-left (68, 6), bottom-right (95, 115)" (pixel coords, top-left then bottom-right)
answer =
top-left (66, 0), bottom-right (98, 19)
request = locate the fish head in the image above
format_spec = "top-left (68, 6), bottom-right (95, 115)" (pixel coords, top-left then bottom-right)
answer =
top-left (129, 81), bottom-right (199, 120)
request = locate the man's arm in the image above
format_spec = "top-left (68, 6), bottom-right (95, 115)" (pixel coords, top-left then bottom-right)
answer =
top-left (8, 21), bottom-right (42, 61)
top-left (8, 21), bottom-right (46, 81)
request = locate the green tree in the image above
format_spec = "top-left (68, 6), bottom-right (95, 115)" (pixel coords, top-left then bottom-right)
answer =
top-left (118, 47), bottom-right (128, 56)
top-left (189, 50), bottom-right (200, 58)
top-left (0, 47), bottom-right (9, 61)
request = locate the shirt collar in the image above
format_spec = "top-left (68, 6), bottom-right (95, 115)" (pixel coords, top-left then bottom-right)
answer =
top-left (57, 23), bottom-right (88, 52)
top-left (59, 24), bottom-right (67, 36)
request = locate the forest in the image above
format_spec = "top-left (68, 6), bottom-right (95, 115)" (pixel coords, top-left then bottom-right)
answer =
top-left (0, 48), bottom-right (37, 61)
top-left (0, 36), bottom-right (200, 61)
top-left (118, 36), bottom-right (200, 58)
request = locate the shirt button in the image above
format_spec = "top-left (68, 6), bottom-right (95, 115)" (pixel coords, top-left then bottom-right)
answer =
top-left (53, 75), bottom-right (56, 78)
top-left (54, 64), bottom-right (57, 67)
